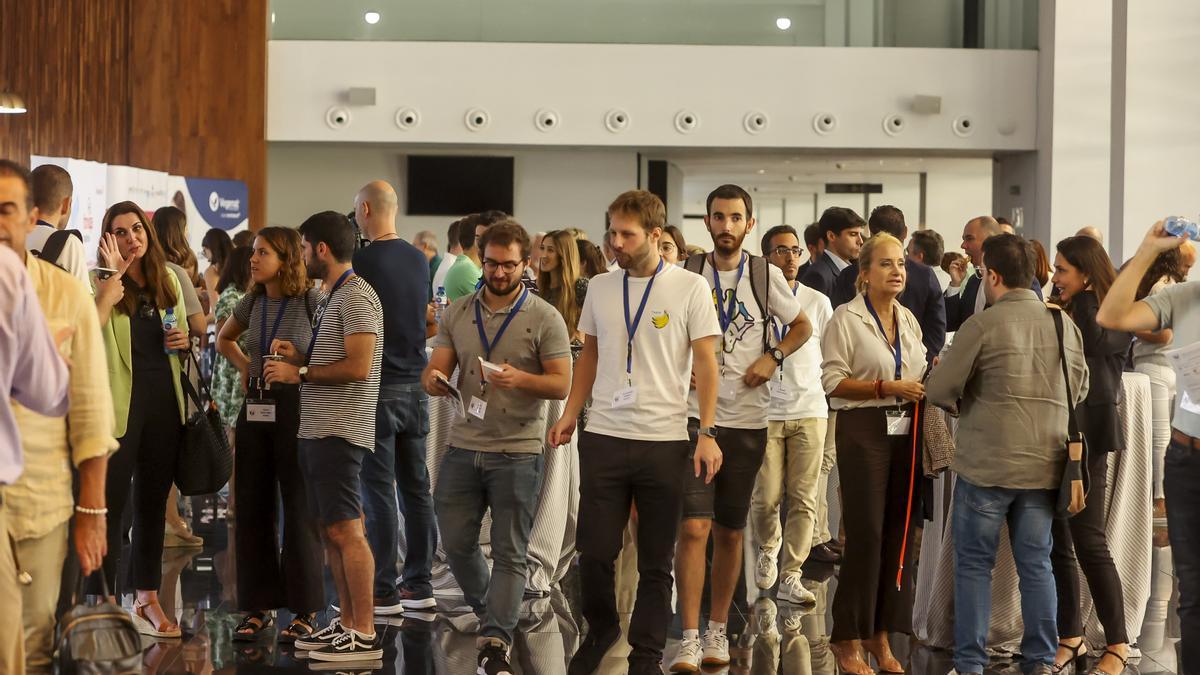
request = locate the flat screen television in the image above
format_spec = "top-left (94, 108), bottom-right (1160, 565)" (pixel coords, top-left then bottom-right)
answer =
top-left (406, 155), bottom-right (514, 216)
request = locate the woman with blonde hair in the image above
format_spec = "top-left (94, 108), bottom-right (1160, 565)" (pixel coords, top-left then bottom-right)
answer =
top-left (217, 226), bottom-right (326, 642)
top-left (93, 201), bottom-right (191, 637)
top-left (538, 230), bottom-right (588, 344)
top-left (821, 233), bottom-right (927, 674)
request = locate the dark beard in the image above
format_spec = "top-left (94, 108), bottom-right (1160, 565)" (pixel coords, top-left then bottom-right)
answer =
top-left (712, 232), bottom-right (745, 256)
top-left (307, 258), bottom-right (326, 280)
top-left (484, 277), bottom-right (523, 297)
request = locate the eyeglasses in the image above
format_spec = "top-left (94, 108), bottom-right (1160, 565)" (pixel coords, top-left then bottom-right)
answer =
top-left (482, 259), bottom-right (525, 273)
top-left (771, 246), bottom-right (803, 258)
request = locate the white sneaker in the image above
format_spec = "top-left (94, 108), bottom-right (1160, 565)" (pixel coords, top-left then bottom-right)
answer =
top-left (670, 636), bottom-right (702, 672)
top-left (754, 547), bottom-right (779, 590)
top-left (701, 628), bottom-right (730, 666)
top-left (778, 574), bottom-right (817, 605)
top-left (754, 597), bottom-right (779, 638)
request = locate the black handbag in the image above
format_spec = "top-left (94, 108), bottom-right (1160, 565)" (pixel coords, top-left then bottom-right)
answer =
top-left (176, 349), bottom-right (233, 496)
top-left (56, 572), bottom-right (142, 674)
top-left (1052, 308), bottom-right (1091, 517)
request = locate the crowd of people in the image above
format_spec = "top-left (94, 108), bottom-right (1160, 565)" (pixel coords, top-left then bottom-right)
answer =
top-left (0, 156), bottom-right (1197, 675)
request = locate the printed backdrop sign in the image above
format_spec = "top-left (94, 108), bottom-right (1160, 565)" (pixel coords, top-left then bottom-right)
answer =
top-left (167, 175), bottom-right (249, 254)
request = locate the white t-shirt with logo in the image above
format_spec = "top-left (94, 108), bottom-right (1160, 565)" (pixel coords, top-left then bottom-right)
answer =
top-left (768, 283), bottom-right (832, 422)
top-left (685, 258), bottom-right (803, 429)
top-left (579, 263), bottom-right (720, 442)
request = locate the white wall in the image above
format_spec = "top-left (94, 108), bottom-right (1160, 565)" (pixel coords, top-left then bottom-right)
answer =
top-left (268, 41), bottom-right (1037, 152)
top-left (267, 144), bottom-right (637, 244)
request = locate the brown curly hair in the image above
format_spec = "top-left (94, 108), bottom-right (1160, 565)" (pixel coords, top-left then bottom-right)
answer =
top-left (248, 226), bottom-right (312, 298)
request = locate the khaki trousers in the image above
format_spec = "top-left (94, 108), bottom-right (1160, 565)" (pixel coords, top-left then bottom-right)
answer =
top-left (813, 410), bottom-right (837, 544)
top-left (0, 498), bottom-right (27, 674)
top-left (750, 417), bottom-right (827, 578)
top-left (17, 521), bottom-right (69, 673)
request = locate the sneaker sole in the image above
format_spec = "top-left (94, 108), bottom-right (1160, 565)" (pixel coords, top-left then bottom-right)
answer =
top-left (701, 656), bottom-right (731, 666)
top-left (307, 660), bottom-right (383, 672)
top-left (399, 597), bottom-right (437, 609)
top-left (477, 666), bottom-right (516, 675)
top-left (308, 647), bottom-right (384, 662)
top-left (374, 604), bottom-right (405, 616)
top-left (669, 662), bottom-right (700, 673)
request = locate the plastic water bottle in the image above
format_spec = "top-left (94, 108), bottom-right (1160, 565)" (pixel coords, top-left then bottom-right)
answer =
top-left (1164, 216), bottom-right (1200, 241)
top-left (434, 286), bottom-right (449, 323)
top-left (162, 307), bottom-right (177, 353)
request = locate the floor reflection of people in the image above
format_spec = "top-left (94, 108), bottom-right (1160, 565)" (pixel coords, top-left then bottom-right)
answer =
top-left (513, 592), bottom-right (580, 674)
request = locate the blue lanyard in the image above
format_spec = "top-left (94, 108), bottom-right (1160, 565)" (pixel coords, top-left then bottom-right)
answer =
top-left (623, 258), bottom-right (664, 377)
top-left (259, 296), bottom-right (290, 358)
top-left (711, 253), bottom-right (746, 335)
top-left (862, 293), bottom-right (902, 380)
top-left (771, 282), bottom-right (800, 344)
top-left (474, 288), bottom-right (529, 362)
top-left (305, 269), bottom-right (354, 362)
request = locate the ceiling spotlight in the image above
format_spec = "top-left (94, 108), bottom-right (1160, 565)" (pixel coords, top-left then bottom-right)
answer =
top-left (756, 168), bottom-right (767, 175)
top-left (0, 91), bottom-right (27, 114)
top-left (364, 11), bottom-right (381, 24)
top-left (776, 17), bottom-right (792, 30)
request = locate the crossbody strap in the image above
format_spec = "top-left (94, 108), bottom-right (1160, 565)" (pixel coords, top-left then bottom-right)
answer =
top-left (1051, 308), bottom-right (1081, 439)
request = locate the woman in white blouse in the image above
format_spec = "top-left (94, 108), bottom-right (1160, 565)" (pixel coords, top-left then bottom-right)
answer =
top-left (820, 233), bottom-right (928, 675)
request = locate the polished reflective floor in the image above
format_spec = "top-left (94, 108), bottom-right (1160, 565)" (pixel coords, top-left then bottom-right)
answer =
top-left (119, 506), bottom-right (1181, 674)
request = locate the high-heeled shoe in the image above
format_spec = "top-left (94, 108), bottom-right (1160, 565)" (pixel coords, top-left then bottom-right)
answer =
top-left (830, 641), bottom-right (873, 675)
top-left (1087, 649), bottom-right (1128, 675)
top-left (1053, 639), bottom-right (1088, 673)
top-left (131, 602), bottom-right (182, 638)
top-left (164, 519), bottom-right (204, 548)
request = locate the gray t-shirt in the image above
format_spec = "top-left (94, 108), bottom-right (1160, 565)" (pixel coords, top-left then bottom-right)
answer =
top-left (432, 288), bottom-right (571, 453)
top-left (1145, 280), bottom-right (1200, 437)
top-left (166, 262), bottom-right (201, 317)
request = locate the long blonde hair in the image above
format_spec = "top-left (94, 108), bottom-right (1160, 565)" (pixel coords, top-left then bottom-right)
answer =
top-left (537, 230), bottom-right (583, 335)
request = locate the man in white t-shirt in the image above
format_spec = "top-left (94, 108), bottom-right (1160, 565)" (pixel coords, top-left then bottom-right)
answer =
top-left (26, 165), bottom-right (90, 290)
top-left (547, 190), bottom-right (722, 675)
top-left (672, 186), bottom-right (811, 671)
top-left (431, 218), bottom-right (461, 296)
top-left (748, 224), bottom-right (833, 606)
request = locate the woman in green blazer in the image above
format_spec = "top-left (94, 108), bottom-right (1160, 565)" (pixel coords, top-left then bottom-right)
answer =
top-left (93, 201), bottom-right (189, 639)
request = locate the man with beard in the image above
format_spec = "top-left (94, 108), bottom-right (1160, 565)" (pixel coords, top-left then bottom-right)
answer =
top-left (263, 211), bottom-right (384, 663)
top-left (548, 190), bottom-right (722, 675)
top-left (422, 220), bottom-right (572, 675)
top-left (671, 185), bottom-right (811, 671)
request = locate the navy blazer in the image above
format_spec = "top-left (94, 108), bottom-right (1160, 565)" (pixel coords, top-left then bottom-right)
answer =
top-left (945, 272), bottom-right (1044, 332)
top-left (1069, 290), bottom-right (1133, 454)
top-left (830, 259), bottom-right (946, 365)
top-left (798, 251), bottom-right (842, 299)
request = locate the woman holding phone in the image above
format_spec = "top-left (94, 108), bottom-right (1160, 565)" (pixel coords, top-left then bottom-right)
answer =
top-left (94, 201), bottom-right (190, 638)
top-left (216, 227), bottom-right (325, 642)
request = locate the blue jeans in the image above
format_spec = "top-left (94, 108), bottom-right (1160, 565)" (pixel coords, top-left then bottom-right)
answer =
top-left (952, 479), bottom-right (1057, 674)
top-left (1165, 437), bottom-right (1200, 674)
top-left (360, 383), bottom-right (435, 598)
top-left (434, 447), bottom-right (545, 647)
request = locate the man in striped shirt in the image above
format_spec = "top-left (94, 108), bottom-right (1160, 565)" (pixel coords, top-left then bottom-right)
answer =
top-left (264, 211), bottom-right (384, 663)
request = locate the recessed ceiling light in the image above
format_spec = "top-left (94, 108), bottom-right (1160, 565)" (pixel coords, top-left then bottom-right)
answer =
top-left (776, 17), bottom-right (792, 30)
top-left (364, 11), bottom-right (381, 24)
top-left (756, 168), bottom-right (767, 174)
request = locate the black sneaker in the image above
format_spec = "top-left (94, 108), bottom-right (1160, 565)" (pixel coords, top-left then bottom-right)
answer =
top-left (628, 657), bottom-right (663, 675)
top-left (398, 586), bottom-right (436, 610)
top-left (477, 642), bottom-right (514, 675)
top-left (294, 618), bottom-right (342, 651)
top-left (808, 542), bottom-right (843, 565)
top-left (568, 626), bottom-right (621, 675)
top-left (307, 628), bottom-right (383, 662)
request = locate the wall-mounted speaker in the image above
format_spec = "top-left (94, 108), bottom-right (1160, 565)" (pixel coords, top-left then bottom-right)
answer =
top-left (347, 87), bottom-right (376, 106)
top-left (464, 108), bottom-right (490, 132)
top-left (743, 111), bottom-right (769, 134)
top-left (910, 95), bottom-right (942, 115)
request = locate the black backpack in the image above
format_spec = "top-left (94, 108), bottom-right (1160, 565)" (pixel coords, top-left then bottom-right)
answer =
top-left (683, 252), bottom-right (772, 354)
top-left (34, 228), bottom-right (83, 272)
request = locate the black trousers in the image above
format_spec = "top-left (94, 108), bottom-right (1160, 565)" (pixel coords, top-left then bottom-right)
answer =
top-left (830, 406), bottom-right (919, 642)
top-left (576, 430), bottom-right (688, 664)
top-left (233, 386), bottom-right (325, 613)
top-left (1051, 449), bottom-right (1128, 644)
top-left (98, 368), bottom-right (182, 593)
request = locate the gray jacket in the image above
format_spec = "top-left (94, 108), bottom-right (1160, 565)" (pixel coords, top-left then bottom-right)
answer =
top-left (926, 289), bottom-right (1090, 490)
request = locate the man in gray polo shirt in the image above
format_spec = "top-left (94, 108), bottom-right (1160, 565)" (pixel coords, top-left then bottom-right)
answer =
top-left (422, 220), bottom-right (571, 675)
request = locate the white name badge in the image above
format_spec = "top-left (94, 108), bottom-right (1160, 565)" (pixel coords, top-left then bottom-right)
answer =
top-left (611, 385), bottom-right (638, 409)
top-left (719, 378), bottom-right (740, 401)
top-left (468, 396), bottom-right (488, 420)
top-left (769, 381), bottom-right (792, 399)
top-left (246, 400), bottom-right (277, 423)
top-left (885, 410), bottom-right (912, 436)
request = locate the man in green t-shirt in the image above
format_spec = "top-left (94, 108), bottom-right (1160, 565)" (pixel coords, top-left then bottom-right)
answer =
top-left (445, 211), bottom-right (507, 300)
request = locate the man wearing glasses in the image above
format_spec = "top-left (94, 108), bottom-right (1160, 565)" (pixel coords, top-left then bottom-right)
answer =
top-left (747, 225), bottom-right (834, 607)
top-left (422, 220), bottom-right (572, 675)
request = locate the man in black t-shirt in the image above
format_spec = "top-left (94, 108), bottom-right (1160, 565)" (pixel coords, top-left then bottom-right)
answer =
top-left (351, 181), bottom-right (438, 616)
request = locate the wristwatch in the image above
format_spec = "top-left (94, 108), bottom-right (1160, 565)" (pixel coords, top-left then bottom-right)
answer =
top-left (298, 366), bottom-right (309, 383)
top-left (699, 426), bottom-right (719, 439)
top-left (769, 347), bottom-right (786, 366)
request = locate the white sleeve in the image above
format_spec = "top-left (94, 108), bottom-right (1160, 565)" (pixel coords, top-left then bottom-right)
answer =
top-left (685, 275), bottom-right (721, 340)
top-left (766, 265), bottom-right (802, 325)
top-left (61, 236), bottom-right (93, 294)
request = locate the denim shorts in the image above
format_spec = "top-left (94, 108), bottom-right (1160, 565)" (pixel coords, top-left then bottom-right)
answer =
top-left (298, 436), bottom-right (367, 524)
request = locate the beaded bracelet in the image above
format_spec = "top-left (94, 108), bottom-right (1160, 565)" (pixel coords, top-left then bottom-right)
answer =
top-left (74, 505), bottom-right (108, 515)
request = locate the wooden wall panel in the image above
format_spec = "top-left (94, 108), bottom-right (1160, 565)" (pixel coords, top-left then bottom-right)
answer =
top-left (0, 0), bottom-right (267, 229)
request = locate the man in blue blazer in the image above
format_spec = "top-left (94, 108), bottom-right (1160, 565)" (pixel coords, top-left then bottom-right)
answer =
top-left (799, 207), bottom-right (864, 299)
top-left (830, 206), bottom-right (946, 365)
top-left (945, 216), bottom-right (1043, 332)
